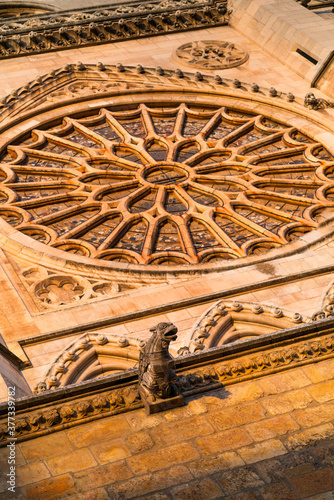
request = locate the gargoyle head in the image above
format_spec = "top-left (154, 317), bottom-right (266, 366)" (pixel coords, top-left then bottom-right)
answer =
top-left (149, 322), bottom-right (178, 343)
top-left (304, 92), bottom-right (318, 108)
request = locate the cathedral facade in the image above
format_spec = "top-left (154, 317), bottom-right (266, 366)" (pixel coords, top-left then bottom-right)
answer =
top-left (0, 0), bottom-right (334, 498)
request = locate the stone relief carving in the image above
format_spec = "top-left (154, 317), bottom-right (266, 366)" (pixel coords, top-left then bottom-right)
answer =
top-left (0, 63), bottom-right (313, 125)
top-left (33, 275), bottom-right (119, 308)
top-left (0, 0), bottom-right (229, 60)
top-left (304, 92), bottom-right (334, 110)
top-left (17, 265), bottom-right (123, 310)
top-left (173, 40), bottom-right (249, 70)
top-left (138, 322), bottom-right (184, 413)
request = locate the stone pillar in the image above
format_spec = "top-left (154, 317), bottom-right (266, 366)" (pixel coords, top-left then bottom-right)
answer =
top-left (0, 343), bottom-right (31, 402)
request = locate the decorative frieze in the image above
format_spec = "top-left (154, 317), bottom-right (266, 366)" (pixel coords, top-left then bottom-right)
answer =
top-left (1, 328), bottom-right (334, 445)
top-left (0, 0), bottom-right (228, 60)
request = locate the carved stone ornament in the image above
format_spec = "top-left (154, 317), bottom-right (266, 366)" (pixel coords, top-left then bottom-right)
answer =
top-left (173, 40), bottom-right (249, 70)
top-left (0, 0), bottom-right (229, 60)
top-left (304, 92), bottom-right (334, 110)
top-left (33, 275), bottom-right (119, 308)
top-left (138, 322), bottom-right (184, 414)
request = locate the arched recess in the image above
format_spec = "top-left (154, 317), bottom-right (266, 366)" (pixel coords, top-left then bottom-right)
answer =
top-left (36, 333), bottom-right (145, 391)
top-left (312, 277), bottom-right (334, 319)
top-left (184, 300), bottom-right (312, 353)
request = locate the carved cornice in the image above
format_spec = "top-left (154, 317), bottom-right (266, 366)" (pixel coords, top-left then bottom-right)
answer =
top-left (0, 63), bottom-right (325, 128)
top-left (0, 0), bottom-right (228, 60)
top-left (211, 332), bottom-right (334, 384)
top-left (0, 370), bottom-right (221, 445)
top-left (1, 327), bottom-right (334, 445)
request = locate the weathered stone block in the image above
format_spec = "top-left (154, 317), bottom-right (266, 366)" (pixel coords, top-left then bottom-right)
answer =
top-left (172, 478), bottom-right (223, 500)
top-left (21, 474), bottom-right (75, 500)
top-left (90, 438), bottom-right (131, 465)
top-left (188, 452), bottom-right (245, 478)
top-left (245, 414), bottom-right (299, 442)
top-left (307, 380), bottom-right (334, 403)
top-left (197, 428), bottom-right (253, 455)
top-left (285, 424), bottom-right (334, 450)
top-left (237, 439), bottom-right (287, 464)
top-left (261, 389), bottom-right (313, 415)
top-left (125, 432), bottom-right (154, 454)
top-left (66, 416), bottom-right (131, 448)
top-left (293, 404), bottom-right (334, 428)
top-left (303, 360), bottom-right (334, 383)
top-left (150, 416), bottom-right (214, 447)
top-left (17, 462), bottom-right (50, 487)
top-left (125, 409), bottom-right (165, 432)
top-left (219, 467), bottom-right (264, 494)
top-left (258, 370), bottom-right (311, 395)
top-left (289, 468), bottom-right (334, 497)
top-left (109, 465), bottom-right (193, 499)
top-left (208, 402), bottom-right (265, 431)
top-left (46, 449), bottom-right (97, 475)
top-left (127, 443), bottom-right (199, 474)
top-left (259, 481), bottom-right (299, 500)
top-left (19, 433), bottom-right (73, 462)
top-left (74, 461), bottom-right (133, 491)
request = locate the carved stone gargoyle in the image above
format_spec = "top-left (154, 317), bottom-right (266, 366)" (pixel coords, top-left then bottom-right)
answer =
top-left (138, 322), bottom-right (184, 414)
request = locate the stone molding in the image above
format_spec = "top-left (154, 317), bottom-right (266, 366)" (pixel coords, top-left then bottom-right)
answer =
top-left (2, 321), bottom-right (334, 445)
top-left (185, 300), bottom-right (310, 351)
top-left (0, 0), bottom-right (228, 60)
top-left (14, 263), bottom-right (334, 348)
top-left (35, 300), bottom-right (307, 392)
top-left (0, 63), bottom-right (323, 120)
top-left (37, 333), bottom-right (145, 391)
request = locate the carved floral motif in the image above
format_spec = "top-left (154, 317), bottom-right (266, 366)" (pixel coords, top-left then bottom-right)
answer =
top-left (0, 0), bottom-right (228, 60)
top-left (33, 275), bottom-right (119, 308)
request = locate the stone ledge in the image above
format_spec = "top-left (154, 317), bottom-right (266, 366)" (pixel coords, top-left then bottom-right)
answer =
top-left (1, 317), bottom-right (334, 445)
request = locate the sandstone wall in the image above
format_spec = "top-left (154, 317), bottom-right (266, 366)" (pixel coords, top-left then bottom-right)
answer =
top-left (229, 0), bottom-right (334, 95)
top-left (1, 357), bottom-right (333, 499)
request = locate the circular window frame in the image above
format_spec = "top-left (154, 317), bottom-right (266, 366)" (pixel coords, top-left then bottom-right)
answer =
top-left (1, 87), bottom-right (334, 281)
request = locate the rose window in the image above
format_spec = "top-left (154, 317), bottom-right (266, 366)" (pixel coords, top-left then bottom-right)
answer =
top-left (1, 103), bottom-right (334, 265)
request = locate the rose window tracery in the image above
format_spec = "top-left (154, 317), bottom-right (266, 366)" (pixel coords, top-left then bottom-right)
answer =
top-left (1, 103), bottom-right (334, 266)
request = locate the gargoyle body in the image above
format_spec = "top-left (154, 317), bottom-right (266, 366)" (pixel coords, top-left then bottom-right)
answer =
top-left (138, 322), bottom-right (179, 403)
